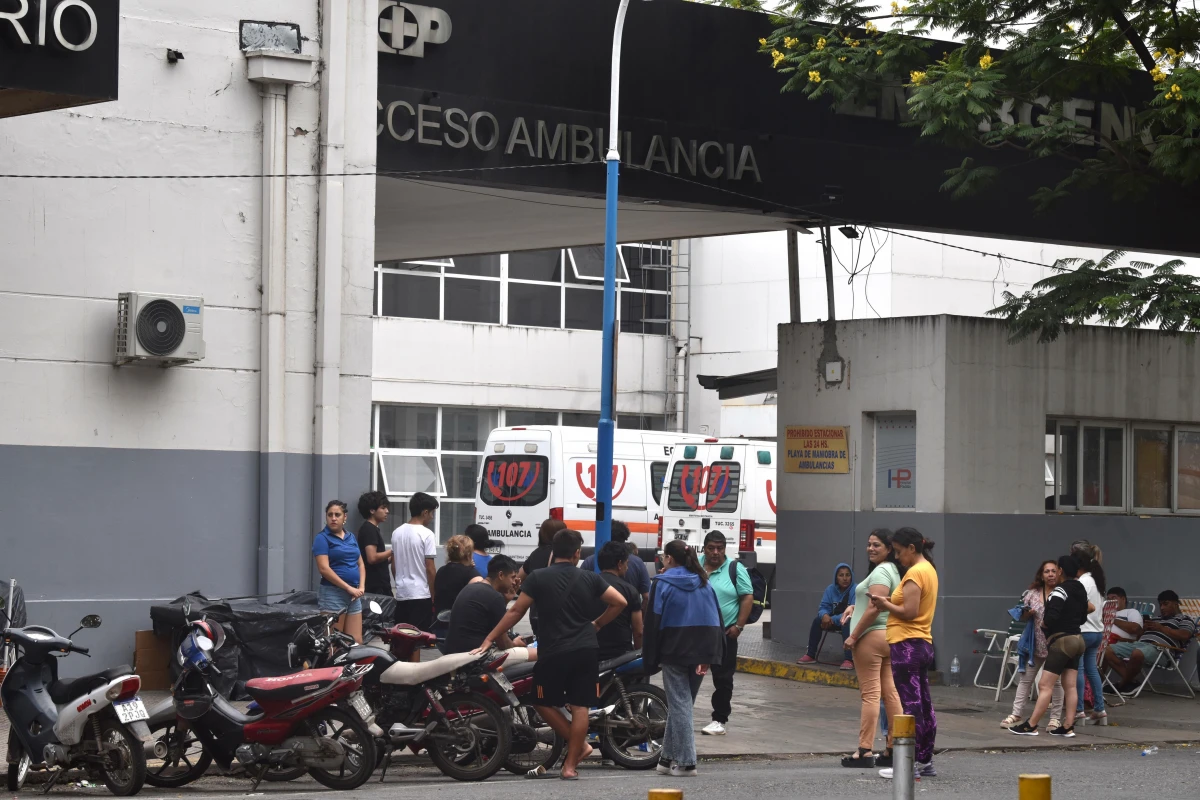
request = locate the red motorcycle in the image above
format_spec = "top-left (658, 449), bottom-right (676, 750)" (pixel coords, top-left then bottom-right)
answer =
top-left (162, 620), bottom-right (376, 791)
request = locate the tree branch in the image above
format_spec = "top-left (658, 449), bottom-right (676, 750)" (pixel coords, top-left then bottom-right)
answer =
top-left (1111, 9), bottom-right (1157, 70)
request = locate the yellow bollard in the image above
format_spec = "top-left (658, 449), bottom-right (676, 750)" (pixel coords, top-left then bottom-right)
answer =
top-left (649, 790), bottom-right (684, 800)
top-left (1019, 774), bottom-right (1052, 800)
top-left (891, 714), bottom-right (916, 739)
top-left (891, 715), bottom-right (916, 800)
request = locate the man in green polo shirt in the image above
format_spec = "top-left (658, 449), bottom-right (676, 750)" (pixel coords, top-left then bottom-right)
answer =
top-left (701, 530), bottom-right (753, 736)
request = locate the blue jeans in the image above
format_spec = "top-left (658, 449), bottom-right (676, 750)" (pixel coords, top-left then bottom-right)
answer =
top-left (661, 664), bottom-right (704, 768)
top-left (318, 583), bottom-right (362, 615)
top-left (807, 615), bottom-right (852, 661)
top-left (1076, 632), bottom-right (1105, 713)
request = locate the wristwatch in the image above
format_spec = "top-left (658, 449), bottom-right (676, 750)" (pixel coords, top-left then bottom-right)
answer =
top-left (734, 624), bottom-right (744, 631)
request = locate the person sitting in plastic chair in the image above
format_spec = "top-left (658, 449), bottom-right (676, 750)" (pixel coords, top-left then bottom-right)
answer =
top-left (798, 563), bottom-right (856, 670)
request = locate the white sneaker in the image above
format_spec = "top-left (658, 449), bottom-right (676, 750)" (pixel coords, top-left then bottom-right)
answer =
top-left (656, 761), bottom-right (673, 775)
top-left (669, 764), bottom-right (697, 777)
top-left (702, 721), bottom-right (726, 736)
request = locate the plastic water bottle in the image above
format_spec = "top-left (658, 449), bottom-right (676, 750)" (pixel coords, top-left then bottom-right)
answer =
top-left (949, 656), bottom-right (961, 687)
top-left (1141, 746), bottom-right (1158, 756)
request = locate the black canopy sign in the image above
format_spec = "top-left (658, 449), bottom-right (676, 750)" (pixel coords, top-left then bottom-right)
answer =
top-left (0, 0), bottom-right (119, 118)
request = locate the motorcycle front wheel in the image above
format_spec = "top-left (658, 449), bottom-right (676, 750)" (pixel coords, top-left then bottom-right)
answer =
top-left (305, 706), bottom-right (377, 790)
top-left (598, 682), bottom-right (668, 770)
top-left (427, 691), bottom-right (511, 782)
top-left (99, 718), bottom-right (148, 796)
top-left (503, 705), bottom-right (564, 775)
top-left (144, 720), bottom-right (211, 788)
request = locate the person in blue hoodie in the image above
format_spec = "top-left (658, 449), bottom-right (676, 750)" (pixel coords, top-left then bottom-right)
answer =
top-left (644, 539), bottom-right (725, 778)
top-left (797, 562), bottom-right (856, 669)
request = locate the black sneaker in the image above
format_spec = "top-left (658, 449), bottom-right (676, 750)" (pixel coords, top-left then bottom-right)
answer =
top-left (1008, 721), bottom-right (1039, 736)
top-left (1048, 726), bottom-right (1076, 738)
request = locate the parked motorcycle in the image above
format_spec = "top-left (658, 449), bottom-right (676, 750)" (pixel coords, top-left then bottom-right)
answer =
top-left (289, 614), bottom-right (518, 782)
top-left (149, 619), bottom-right (376, 791)
top-left (1, 611), bottom-right (150, 795)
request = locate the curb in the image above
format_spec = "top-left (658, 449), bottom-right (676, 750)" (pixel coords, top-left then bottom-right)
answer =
top-left (735, 656), bottom-right (859, 688)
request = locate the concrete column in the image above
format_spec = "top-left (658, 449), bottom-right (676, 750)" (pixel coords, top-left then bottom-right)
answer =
top-left (246, 49), bottom-right (316, 596)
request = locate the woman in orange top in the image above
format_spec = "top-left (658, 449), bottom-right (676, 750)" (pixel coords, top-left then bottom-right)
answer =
top-left (870, 527), bottom-right (939, 780)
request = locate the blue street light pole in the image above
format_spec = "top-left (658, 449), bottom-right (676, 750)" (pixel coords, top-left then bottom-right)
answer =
top-left (593, 0), bottom-right (633, 571)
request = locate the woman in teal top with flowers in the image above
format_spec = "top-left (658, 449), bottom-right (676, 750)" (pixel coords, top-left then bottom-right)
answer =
top-left (839, 529), bottom-right (903, 768)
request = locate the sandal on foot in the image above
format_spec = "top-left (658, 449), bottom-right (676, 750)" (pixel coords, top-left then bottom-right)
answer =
top-left (874, 750), bottom-right (893, 768)
top-left (841, 748), bottom-right (876, 768)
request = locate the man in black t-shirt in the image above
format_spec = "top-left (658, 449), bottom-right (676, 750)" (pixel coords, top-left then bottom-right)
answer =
top-left (444, 555), bottom-right (526, 654)
top-left (475, 528), bottom-right (627, 780)
top-left (596, 541), bottom-right (643, 660)
top-left (356, 491), bottom-right (393, 596)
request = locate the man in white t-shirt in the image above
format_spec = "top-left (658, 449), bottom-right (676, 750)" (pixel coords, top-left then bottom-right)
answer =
top-left (1106, 587), bottom-right (1144, 643)
top-left (391, 492), bottom-right (438, 658)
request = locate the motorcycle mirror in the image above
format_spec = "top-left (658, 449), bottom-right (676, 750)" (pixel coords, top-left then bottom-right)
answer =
top-left (368, 600), bottom-right (383, 615)
top-left (80, 615), bottom-right (102, 629)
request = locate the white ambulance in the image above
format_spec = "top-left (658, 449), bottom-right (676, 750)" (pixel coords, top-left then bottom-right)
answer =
top-left (656, 438), bottom-right (778, 585)
top-left (474, 426), bottom-right (708, 562)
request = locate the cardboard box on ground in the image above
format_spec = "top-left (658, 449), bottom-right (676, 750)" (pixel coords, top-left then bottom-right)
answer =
top-left (134, 630), bottom-right (173, 690)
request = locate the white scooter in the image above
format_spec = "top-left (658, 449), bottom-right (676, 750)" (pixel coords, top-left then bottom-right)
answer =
top-left (1, 609), bottom-right (151, 795)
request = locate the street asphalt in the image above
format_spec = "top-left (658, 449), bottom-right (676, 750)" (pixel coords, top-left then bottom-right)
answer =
top-left (26, 744), bottom-right (1198, 800)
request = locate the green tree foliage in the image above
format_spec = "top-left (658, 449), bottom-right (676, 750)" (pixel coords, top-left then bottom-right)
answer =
top-left (988, 252), bottom-right (1200, 341)
top-left (718, 0), bottom-right (1199, 208)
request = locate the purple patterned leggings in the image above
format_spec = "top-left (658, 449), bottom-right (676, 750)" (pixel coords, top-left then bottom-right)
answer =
top-left (889, 639), bottom-right (937, 763)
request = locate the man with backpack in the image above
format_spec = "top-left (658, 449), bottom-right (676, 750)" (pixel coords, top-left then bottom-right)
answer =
top-left (700, 530), bottom-right (756, 736)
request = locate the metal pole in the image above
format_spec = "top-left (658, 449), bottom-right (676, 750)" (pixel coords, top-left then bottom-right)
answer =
top-left (1019, 774), bottom-right (1052, 800)
top-left (594, 0), bottom-right (632, 569)
top-left (821, 224), bottom-right (836, 324)
top-left (787, 229), bottom-right (800, 322)
top-left (892, 714), bottom-right (916, 800)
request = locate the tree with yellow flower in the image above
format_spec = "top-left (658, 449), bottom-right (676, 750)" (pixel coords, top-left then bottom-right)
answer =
top-left (724, 0), bottom-right (1198, 209)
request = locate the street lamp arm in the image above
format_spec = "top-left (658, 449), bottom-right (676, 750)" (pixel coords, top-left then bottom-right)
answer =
top-left (607, 0), bottom-right (631, 158)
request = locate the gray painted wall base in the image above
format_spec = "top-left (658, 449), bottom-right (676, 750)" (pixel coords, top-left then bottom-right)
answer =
top-left (2, 444), bottom-right (369, 674)
top-left (775, 510), bottom-right (1200, 685)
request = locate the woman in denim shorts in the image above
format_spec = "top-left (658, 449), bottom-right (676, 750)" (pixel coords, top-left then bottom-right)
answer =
top-left (312, 500), bottom-right (367, 642)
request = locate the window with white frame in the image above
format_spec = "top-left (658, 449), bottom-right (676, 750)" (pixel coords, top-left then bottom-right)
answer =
top-left (1047, 418), bottom-right (1200, 514)
top-left (370, 405), bottom-right (669, 544)
top-left (373, 242), bottom-right (672, 335)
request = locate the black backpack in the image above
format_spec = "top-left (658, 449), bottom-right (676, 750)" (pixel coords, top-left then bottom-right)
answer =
top-left (729, 560), bottom-right (768, 625)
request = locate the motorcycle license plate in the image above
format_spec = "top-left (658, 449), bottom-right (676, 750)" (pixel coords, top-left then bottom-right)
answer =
top-left (493, 673), bottom-right (513, 693)
top-left (349, 691), bottom-right (372, 720)
top-left (113, 697), bottom-right (148, 724)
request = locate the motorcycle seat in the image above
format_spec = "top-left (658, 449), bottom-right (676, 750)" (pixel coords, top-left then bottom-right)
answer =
top-left (48, 665), bottom-right (136, 705)
top-left (379, 651), bottom-right (484, 686)
top-left (244, 667), bottom-right (343, 702)
top-left (502, 661), bottom-right (536, 681)
top-left (598, 650), bottom-right (642, 673)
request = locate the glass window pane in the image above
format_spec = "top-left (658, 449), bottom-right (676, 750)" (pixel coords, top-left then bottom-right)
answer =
top-left (508, 283), bottom-right (561, 328)
top-left (650, 461), bottom-right (668, 505)
top-left (441, 407), bottom-right (496, 451)
top-left (1133, 429), bottom-right (1171, 509)
top-left (506, 410), bottom-right (559, 426)
top-left (387, 260), bottom-right (442, 273)
top-left (438, 502), bottom-right (477, 545)
top-left (1083, 426), bottom-right (1123, 507)
top-left (442, 454), bottom-right (481, 499)
top-left (509, 249), bottom-right (562, 282)
top-left (444, 277), bottom-right (500, 324)
top-left (620, 291), bottom-right (668, 335)
top-left (480, 455), bottom-right (550, 508)
top-left (379, 405), bottom-right (437, 449)
top-left (381, 273), bottom-right (439, 319)
top-left (1178, 431), bottom-right (1200, 510)
top-left (706, 461), bottom-right (742, 514)
top-left (1056, 422), bottom-right (1078, 508)
top-left (569, 245), bottom-right (630, 283)
top-left (565, 287), bottom-right (603, 331)
top-left (623, 245), bottom-right (670, 291)
top-left (380, 453), bottom-right (443, 494)
top-left (667, 460), bottom-right (704, 511)
top-left (449, 254), bottom-right (501, 277)
top-left (562, 412), bottom-right (600, 428)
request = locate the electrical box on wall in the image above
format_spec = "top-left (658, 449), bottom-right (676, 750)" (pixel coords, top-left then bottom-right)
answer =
top-left (114, 292), bottom-right (206, 366)
top-left (824, 358), bottom-right (843, 383)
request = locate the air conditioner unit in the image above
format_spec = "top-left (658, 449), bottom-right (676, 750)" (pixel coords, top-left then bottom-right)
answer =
top-left (114, 292), bottom-right (206, 366)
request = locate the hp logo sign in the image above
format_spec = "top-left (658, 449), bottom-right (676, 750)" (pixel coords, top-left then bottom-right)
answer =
top-left (378, 1), bottom-right (451, 58)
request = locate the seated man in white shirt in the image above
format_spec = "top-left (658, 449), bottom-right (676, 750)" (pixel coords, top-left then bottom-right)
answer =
top-left (1105, 587), bottom-right (1143, 643)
